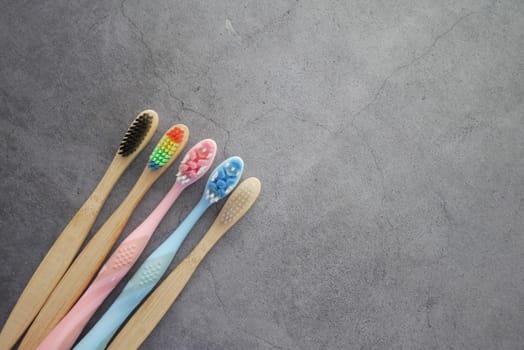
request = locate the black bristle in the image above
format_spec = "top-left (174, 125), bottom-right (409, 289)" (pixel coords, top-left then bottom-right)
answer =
top-left (118, 113), bottom-right (153, 156)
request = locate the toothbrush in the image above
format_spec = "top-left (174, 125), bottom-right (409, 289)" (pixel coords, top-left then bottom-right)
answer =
top-left (108, 178), bottom-right (261, 350)
top-left (0, 110), bottom-right (158, 350)
top-left (18, 124), bottom-right (189, 350)
top-left (36, 140), bottom-right (217, 350)
top-left (75, 156), bottom-right (244, 350)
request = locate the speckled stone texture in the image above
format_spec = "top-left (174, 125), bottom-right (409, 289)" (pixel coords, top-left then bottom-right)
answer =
top-left (1, 0), bottom-right (523, 349)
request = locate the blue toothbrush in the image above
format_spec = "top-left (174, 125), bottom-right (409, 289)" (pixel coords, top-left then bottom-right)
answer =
top-left (74, 156), bottom-right (244, 350)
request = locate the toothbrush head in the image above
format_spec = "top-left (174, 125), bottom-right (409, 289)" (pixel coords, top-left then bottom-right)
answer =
top-left (148, 125), bottom-right (189, 170)
top-left (216, 177), bottom-right (261, 229)
top-left (203, 156), bottom-right (244, 204)
top-left (118, 111), bottom-right (158, 157)
top-left (176, 139), bottom-right (217, 186)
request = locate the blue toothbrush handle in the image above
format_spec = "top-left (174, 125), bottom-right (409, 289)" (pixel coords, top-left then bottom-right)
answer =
top-left (74, 201), bottom-right (208, 350)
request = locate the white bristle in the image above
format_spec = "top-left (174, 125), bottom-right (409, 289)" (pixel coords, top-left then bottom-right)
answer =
top-left (218, 184), bottom-right (257, 224)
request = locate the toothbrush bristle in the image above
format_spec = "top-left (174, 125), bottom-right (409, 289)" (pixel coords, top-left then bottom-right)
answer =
top-left (176, 140), bottom-right (216, 184)
top-left (205, 157), bottom-right (243, 203)
top-left (220, 180), bottom-right (257, 224)
top-left (118, 113), bottom-right (154, 156)
top-left (166, 127), bottom-right (185, 143)
top-left (148, 127), bottom-right (185, 170)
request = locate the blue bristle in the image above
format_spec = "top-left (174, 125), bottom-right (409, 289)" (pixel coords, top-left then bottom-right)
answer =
top-left (203, 156), bottom-right (244, 203)
top-left (148, 161), bottom-right (160, 170)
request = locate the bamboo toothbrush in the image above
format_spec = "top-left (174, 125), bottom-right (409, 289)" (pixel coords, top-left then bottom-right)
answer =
top-left (36, 139), bottom-right (217, 350)
top-left (0, 110), bottom-right (158, 350)
top-left (74, 157), bottom-right (244, 350)
top-left (18, 124), bottom-right (189, 350)
top-left (108, 177), bottom-right (261, 350)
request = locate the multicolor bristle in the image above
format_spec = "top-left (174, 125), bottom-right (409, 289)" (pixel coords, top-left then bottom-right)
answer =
top-left (204, 157), bottom-right (244, 203)
top-left (220, 178), bottom-right (259, 224)
top-left (176, 139), bottom-right (217, 185)
top-left (119, 113), bottom-right (154, 156)
top-left (148, 127), bottom-right (185, 170)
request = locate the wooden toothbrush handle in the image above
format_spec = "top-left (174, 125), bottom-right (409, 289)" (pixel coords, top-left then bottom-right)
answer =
top-left (18, 173), bottom-right (154, 350)
top-left (108, 228), bottom-right (223, 350)
top-left (0, 157), bottom-right (127, 350)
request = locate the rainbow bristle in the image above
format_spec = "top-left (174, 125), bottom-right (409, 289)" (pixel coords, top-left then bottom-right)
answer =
top-left (148, 127), bottom-right (185, 170)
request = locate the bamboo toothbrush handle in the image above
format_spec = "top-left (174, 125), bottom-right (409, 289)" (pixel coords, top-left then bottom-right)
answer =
top-left (0, 156), bottom-right (127, 350)
top-left (0, 110), bottom-right (159, 350)
top-left (18, 172), bottom-right (156, 350)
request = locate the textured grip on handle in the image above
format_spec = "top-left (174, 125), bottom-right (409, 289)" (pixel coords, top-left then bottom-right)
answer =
top-left (73, 249), bottom-right (179, 350)
top-left (74, 200), bottom-right (209, 350)
top-left (37, 182), bottom-right (185, 350)
top-left (36, 234), bottom-right (150, 350)
top-left (108, 255), bottom-right (200, 350)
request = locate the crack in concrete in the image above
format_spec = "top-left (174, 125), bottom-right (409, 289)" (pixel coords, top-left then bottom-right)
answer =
top-left (342, 11), bottom-right (476, 131)
top-left (120, 0), bottom-right (153, 63)
top-left (434, 190), bottom-right (454, 259)
top-left (119, 0), bottom-right (328, 161)
top-left (346, 118), bottom-right (394, 238)
top-left (242, 2), bottom-right (299, 45)
top-left (84, 13), bottom-right (110, 41)
top-left (120, 0), bottom-right (184, 104)
top-left (252, 106), bottom-right (335, 135)
top-left (182, 107), bottom-right (231, 159)
top-left (206, 265), bottom-right (228, 314)
top-left (120, 0), bottom-right (231, 158)
top-left (349, 120), bottom-right (387, 209)
top-left (335, 10), bottom-right (480, 234)
top-left (436, 191), bottom-right (455, 228)
top-left (249, 107), bottom-right (283, 125)
top-left (289, 114), bottom-right (335, 135)
top-left (204, 266), bottom-right (286, 349)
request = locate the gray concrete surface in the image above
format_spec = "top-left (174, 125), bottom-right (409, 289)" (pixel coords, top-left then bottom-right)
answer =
top-left (1, 0), bottom-right (523, 349)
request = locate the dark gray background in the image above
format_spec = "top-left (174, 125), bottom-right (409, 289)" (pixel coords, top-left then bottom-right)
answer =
top-left (1, 0), bottom-right (523, 349)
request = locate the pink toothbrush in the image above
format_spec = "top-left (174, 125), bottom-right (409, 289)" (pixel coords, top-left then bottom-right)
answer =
top-left (36, 139), bottom-right (217, 350)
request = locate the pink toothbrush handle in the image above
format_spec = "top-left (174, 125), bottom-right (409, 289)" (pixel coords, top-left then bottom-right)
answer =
top-left (36, 182), bottom-right (184, 350)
